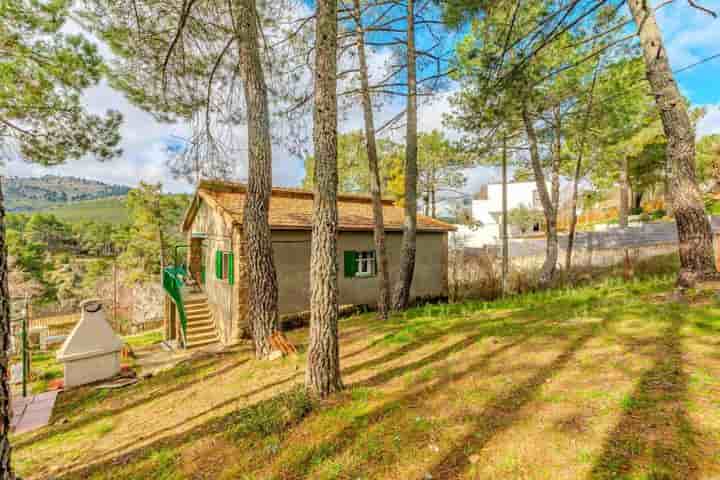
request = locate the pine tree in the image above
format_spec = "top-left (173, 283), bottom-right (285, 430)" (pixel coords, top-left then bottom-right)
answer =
top-left (0, 2), bottom-right (122, 476)
top-left (306, 0), bottom-right (343, 398)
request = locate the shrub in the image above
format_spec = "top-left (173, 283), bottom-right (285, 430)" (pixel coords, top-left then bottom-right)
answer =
top-left (651, 209), bottom-right (666, 219)
top-left (630, 207), bottom-right (644, 216)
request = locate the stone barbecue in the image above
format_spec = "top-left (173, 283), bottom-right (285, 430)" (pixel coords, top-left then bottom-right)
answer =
top-left (57, 299), bottom-right (123, 388)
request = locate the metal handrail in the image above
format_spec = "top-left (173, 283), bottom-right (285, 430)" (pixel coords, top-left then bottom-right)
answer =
top-left (162, 266), bottom-right (189, 347)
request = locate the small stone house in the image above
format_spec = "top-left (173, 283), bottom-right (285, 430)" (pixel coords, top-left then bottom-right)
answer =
top-left (164, 180), bottom-right (455, 348)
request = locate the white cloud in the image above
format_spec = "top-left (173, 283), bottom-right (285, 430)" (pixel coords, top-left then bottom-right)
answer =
top-left (655, 1), bottom-right (720, 69)
top-left (698, 105), bottom-right (720, 137)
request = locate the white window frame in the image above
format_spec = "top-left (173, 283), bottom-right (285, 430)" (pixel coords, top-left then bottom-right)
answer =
top-left (356, 251), bottom-right (376, 277)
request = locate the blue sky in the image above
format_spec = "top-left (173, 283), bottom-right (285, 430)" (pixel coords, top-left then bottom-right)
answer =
top-left (4, 1), bottom-right (720, 194)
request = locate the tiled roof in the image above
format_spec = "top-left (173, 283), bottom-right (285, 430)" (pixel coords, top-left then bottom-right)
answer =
top-left (183, 180), bottom-right (456, 233)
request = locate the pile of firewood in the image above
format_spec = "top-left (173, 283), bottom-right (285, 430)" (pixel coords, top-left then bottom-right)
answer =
top-left (268, 331), bottom-right (297, 356)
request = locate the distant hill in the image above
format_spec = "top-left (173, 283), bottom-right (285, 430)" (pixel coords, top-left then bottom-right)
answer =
top-left (40, 197), bottom-right (130, 224)
top-left (3, 175), bottom-right (132, 212)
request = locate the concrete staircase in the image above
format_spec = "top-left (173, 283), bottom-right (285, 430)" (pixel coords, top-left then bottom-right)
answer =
top-left (183, 294), bottom-right (220, 349)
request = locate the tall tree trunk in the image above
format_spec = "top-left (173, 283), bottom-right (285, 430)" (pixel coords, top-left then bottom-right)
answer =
top-left (237, 0), bottom-right (279, 358)
top-left (0, 181), bottom-right (14, 480)
top-left (353, 0), bottom-right (390, 320)
top-left (393, 0), bottom-right (418, 310)
top-left (619, 156), bottom-right (630, 229)
top-left (306, 0), bottom-right (343, 398)
top-left (522, 105), bottom-right (557, 285)
top-left (501, 133), bottom-right (509, 295)
top-left (628, 0), bottom-right (716, 279)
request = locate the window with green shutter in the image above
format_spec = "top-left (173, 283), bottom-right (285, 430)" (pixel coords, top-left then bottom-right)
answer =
top-left (215, 250), bottom-right (222, 279)
top-left (227, 252), bottom-right (234, 285)
top-left (344, 250), bottom-right (376, 278)
top-left (344, 251), bottom-right (358, 277)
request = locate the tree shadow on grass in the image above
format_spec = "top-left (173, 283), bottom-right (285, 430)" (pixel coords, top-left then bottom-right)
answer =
top-left (425, 319), bottom-right (607, 479)
top-left (273, 334), bottom-right (535, 480)
top-left (276, 312), bottom-right (605, 479)
top-left (587, 313), bottom-right (699, 480)
top-left (13, 357), bottom-right (251, 450)
top-left (51, 369), bottom-right (310, 480)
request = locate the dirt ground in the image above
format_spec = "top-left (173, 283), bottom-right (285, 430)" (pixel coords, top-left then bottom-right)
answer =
top-left (11, 274), bottom-right (720, 479)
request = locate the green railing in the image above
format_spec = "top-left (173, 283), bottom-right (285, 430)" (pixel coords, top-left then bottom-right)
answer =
top-left (162, 265), bottom-right (189, 347)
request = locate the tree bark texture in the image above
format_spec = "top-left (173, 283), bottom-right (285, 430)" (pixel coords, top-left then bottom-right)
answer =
top-left (236, 0), bottom-right (280, 359)
top-left (306, 0), bottom-right (343, 398)
top-left (628, 0), bottom-right (716, 277)
top-left (353, 0), bottom-right (390, 320)
top-left (0, 181), bottom-right (14, 480)
top-left (393, 0), bottom-right (418, 310)
top-left (619, 156), bottom-right (630, 229)
top-left (522, 105), bottom-right (558, 285)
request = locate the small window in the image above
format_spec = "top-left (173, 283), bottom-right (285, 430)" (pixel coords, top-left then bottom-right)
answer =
top-left (344, 251), bottom-right (376, 278)
top-left (215, 250), bottom-right (234, 284)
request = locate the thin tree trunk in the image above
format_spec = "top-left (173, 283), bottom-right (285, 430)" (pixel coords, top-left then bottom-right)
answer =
top-left (566, 57), bottom-right (601, 272)
top-left (522, 105), bottom-right (557, 285)
top-left (501, 133), bottom-right (509, 295)
top-left (634, 192), bottom-right (643, 210)
top-left (353, 0), bottom-right (390, 320)
top-left (628, 0), bottom-right (716, 279)
top-left (237, 0), bottom-right (279, 358)
top-left (0, 181), bottom-right (14, 479)
top-left (619, 156), bottom-right (630, 229)
top-left (393, 0), bottom-right (418, 310)
top-left (306, 0), bottom-right (342, 398)
top-left (431, 186), bottom-right (436, 219)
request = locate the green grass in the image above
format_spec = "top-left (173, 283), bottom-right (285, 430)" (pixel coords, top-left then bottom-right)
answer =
top-left (39, 196), bottom-right (129, 223)
top-left (124, 330), bottom-right (164, 349)
top-left (13, 267), bottom-right (720, 480)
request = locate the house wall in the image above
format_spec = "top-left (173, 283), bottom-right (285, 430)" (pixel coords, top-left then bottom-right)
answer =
top-left (271, 230), bottom-right (448, 314)
top-left (472, 181), bottom-right (542, 221)
top-left (186, 200), bottom-right (239, 344)
top-left (188, 200), bottom-right (450, 344)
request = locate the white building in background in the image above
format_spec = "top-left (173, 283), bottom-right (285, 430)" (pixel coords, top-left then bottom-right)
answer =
top-left (452, 181), bottom-right (545, 248)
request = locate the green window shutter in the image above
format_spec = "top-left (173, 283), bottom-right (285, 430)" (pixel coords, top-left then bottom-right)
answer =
top-left (344, 251), bottom-right (357, 277)
top-left (215, 250), bottom-right (222, 279)
top-left (227, 252), bottom-right (234, 285)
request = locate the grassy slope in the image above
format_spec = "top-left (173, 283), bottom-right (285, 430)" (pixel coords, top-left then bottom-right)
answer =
top-left (39, 197), bottom-right (129, 224)
top-left (12, 273), bottom-right (720, 479)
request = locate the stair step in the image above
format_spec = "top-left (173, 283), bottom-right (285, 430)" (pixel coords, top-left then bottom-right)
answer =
top-left (187, 318), bottom-right (213, 327)
top-left (187, 325), bottom-right (215, 335)
top-left (186, 308), bottom-right (210, 315)
top-left (186, 338), bottom-right (219, 349)
top-left (187, 332), bottom-right (219, 343)
top-left (185, 298), bottom-right (208, 305)
top-left (185, 303), bottom-right (209, 310)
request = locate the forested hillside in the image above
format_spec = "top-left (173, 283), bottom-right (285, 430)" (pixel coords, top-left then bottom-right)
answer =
top-left (8, 183), bottom-right (190, 307)
top-left (3, 175), bottom-right (131, 212)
